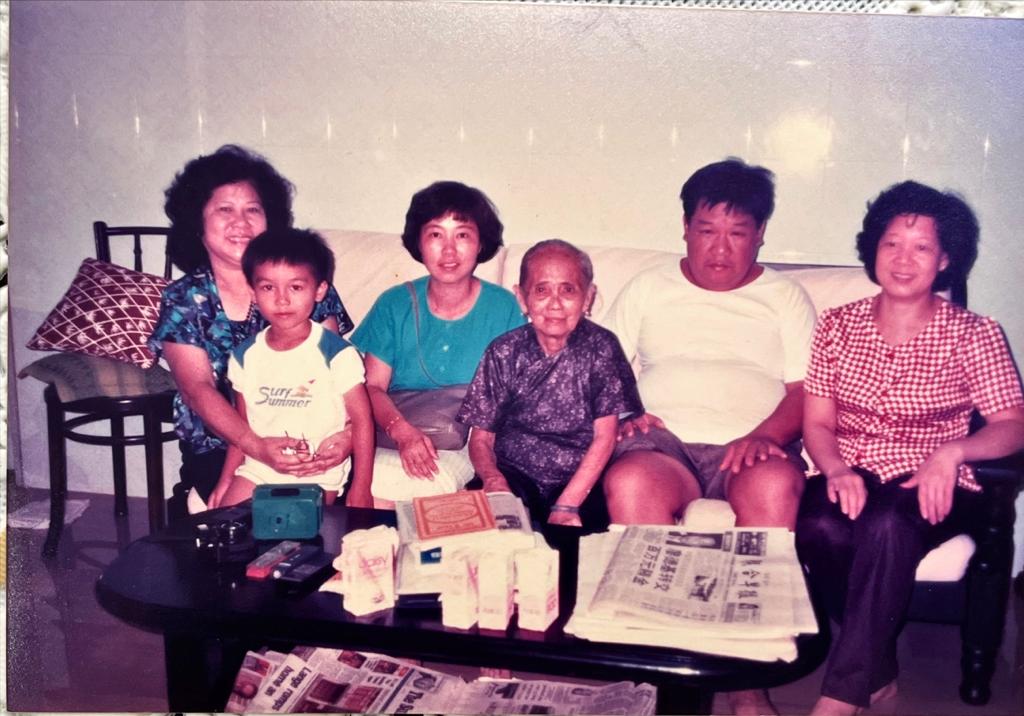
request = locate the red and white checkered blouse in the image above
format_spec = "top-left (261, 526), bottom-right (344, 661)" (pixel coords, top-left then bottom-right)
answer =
top-left (805, 296), bottom-right (1024, 491)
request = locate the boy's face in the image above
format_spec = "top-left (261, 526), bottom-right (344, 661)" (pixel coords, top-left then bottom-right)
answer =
top-left (250, 261), bottom-right (328, 332)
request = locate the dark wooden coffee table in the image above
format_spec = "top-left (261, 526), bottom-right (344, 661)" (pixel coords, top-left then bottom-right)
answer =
top-left (96, 505), bottom-right (828, 714)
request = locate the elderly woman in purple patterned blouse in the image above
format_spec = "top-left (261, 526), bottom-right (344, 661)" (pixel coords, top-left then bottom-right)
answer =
top-left (457, 240), bottom-right (643, 529)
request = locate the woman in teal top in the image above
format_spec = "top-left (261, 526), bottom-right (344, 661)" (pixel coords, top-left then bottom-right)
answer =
top-left (351, 181), bottom-right (523, 499)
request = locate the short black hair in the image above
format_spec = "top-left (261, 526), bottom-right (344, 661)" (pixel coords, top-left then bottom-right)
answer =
top-left (518, 239), bottom-right (594, 289)
top-left (680, 158), bottom-right (776, 228)
top-left (242, 227), bottom-right (335, 287)
top-left (164, 144), bottom-right (295, 272)
top-left (400, 181), bottom-right (504, 263)
top-left (856, 180), bottom-right (979, 292)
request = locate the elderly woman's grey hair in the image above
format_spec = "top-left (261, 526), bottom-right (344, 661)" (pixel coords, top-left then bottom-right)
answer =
top-left (518, 239), bottom-right (595, 288)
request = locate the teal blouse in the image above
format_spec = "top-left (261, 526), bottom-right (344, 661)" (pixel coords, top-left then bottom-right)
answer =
top-left (351, 276), bottom-right (524, 391)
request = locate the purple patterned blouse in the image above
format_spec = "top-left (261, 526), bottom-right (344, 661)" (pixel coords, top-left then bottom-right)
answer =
top-left (458, 319), bottom-right (643, 501)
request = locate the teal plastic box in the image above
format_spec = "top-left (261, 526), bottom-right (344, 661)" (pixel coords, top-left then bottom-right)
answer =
top-left (252, 484), bottom-right (323, 540)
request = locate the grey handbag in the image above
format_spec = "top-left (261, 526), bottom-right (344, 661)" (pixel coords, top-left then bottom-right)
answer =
top-left (375, 282), bottom-right (470, 451)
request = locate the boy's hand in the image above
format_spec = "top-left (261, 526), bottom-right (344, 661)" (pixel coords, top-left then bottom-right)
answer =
top-left (286, 430), bottom-right (354, 477)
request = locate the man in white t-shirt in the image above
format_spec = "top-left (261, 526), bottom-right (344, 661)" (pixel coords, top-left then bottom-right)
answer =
top-left (603, 159), bottom-right (816, 713)
top-left (605, 158), bottom-right (815, 527)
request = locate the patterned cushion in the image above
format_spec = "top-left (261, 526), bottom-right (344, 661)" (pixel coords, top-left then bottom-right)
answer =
top-left (18, 352), bottom-right (177, 403)
top-left (27, 258), bottom-right (169, 368)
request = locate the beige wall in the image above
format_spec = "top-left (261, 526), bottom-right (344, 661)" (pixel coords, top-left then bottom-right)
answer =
top-left (9, 1), bottom-right (1024, 565)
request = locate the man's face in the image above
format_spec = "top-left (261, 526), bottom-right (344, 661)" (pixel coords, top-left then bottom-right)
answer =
top-left (682, 201), bottom-right (764, 291)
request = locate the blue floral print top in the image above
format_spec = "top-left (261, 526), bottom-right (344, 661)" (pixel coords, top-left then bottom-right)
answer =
top-left (148, 268), bottom-right (352, 453)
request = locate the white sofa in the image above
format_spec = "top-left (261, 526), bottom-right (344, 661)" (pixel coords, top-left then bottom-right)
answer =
top-left (322, 229), bottom-right (1020, 704)
top-left (320, 229), bottom-right (973, 582)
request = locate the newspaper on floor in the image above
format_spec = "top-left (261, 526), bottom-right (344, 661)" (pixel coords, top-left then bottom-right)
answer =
top-left (245, 648), bottom-right (462, 714)
top-left (565, 528), bottom-right (816, 662)
top-left (451, 677), bottom-right (657, 716)
top-left (225, 648), bottom-right (288, 713)
top-left (8, 498), bottom-right (90, 529)
top-left (232, 645), bottom-right (656, 715)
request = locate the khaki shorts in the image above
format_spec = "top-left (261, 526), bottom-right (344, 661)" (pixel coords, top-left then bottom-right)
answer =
top-left (611, 426), bottom-right (806, 499)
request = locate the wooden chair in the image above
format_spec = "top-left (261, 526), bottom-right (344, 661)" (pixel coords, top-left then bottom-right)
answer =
top-left (30, 222), bottom-right (178, 557)
top-left (905, 450), bottom-right (1022, 704)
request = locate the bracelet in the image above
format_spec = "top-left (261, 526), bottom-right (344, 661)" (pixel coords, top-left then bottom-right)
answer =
top-left (383, 414), bottom-right (402, 437)
top-left (550, 504), bottom-right (580, 514)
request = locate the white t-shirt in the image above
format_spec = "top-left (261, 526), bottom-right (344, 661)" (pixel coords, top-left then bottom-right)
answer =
top-left (602, 259), bottom-right (816, 445)
top-left (227, 322), bottom-right (365, 490)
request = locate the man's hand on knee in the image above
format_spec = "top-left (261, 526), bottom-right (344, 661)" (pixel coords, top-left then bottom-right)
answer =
top-left (616, 412), bottom-right (665, 441)
top-left (720, 435), bottom-right (787, 474)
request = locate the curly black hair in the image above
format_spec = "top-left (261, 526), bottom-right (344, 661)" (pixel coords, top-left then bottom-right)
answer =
top-left (163, 144), bottom-right (294, 272)
top-left (856, 181), bottom-right (978, 292)
top-left (400, 181), bottom-right (503, 264)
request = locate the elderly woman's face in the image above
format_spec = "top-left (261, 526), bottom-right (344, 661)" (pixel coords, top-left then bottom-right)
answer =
top-left (418, 212), bottom-right (480, 285)
top-left (202, 181), bottom-right (267, 270)
top-left (875, 214), bottom-right (948, 300)
top-left (515, 250), bottom-right (594, 355)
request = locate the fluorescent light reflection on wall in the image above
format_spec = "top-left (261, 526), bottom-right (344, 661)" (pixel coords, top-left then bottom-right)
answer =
top-left (764, 111), bottom-right (832, 177)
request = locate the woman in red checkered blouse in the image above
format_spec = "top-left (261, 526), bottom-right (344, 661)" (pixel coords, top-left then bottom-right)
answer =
top-left (796, 181), bottom-right (1024, 716)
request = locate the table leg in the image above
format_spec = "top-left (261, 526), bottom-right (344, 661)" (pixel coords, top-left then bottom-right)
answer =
top-left (656, 683), bottom-right (713, 715)
top-left (164, 634), bottom-right (248, 712)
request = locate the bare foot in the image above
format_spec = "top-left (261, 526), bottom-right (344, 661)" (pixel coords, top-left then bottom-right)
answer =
top-left (727, 689), bottom-right (779, 716)
top-left (870, 680), bottom-right (898, 705)
top-left (809, 695), bottom-right (859, 716)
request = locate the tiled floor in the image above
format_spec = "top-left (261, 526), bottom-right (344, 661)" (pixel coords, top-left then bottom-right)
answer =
top-left (6, 484), bottom-right (1024, 714)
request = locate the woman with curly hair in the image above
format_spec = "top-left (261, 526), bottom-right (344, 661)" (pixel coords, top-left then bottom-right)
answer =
top-left (150, 145), bottom-right (354, 518)
top-left (796, 181), bottom-right (1024, 715)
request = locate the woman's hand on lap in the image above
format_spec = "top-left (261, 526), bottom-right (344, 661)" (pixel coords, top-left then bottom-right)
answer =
top-left (901, 444), bottom-right (961, 525)
top-left (249, 435), bottom-right (310, 473)
top-left (391, 421), bottom-right (439, 479)
top-left (826, 468), bottom-right (867, 520)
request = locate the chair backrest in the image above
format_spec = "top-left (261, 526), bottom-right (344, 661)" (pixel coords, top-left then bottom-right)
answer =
top-left (93, 221), bottom-right (173, 280)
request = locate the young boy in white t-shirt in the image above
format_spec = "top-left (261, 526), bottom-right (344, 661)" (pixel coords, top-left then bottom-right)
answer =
top-left (208, 228), bottom-right (374, 508)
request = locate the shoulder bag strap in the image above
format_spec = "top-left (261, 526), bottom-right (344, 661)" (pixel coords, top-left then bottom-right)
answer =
top-left (406, 281), bottom-right (446, 388)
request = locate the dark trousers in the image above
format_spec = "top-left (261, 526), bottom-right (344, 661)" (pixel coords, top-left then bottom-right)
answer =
top-left (497, 462), bottom-right (610, 533)
top-left (168, 443), bottom-right (227, 522)
top-left (795, 471), bottom-right (980, 707)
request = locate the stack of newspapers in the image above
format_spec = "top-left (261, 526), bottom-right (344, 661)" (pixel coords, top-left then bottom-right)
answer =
top-left (565, 526), bottom-right (818, 662)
